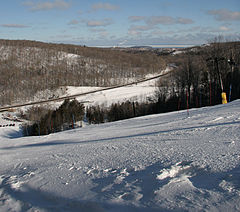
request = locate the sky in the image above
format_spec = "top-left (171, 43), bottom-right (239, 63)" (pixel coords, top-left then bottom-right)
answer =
top-left (0, 0), bottom-right (240, 47)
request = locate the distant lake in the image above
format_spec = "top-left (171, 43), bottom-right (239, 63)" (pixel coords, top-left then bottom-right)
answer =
top-left (148, 44), bottom-right (196, 48)
top-left (96, 44), bottom-right (197, 48)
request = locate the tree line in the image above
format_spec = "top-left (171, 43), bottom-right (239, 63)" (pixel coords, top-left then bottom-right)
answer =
top-left (22, 99), bottom-right (84, 136)
top-left (22, 96), bottom-right (179, 136)
top-left (85, 39), bottom-right (240, 125)
top-left (160, 38), bottom-right (240, 108)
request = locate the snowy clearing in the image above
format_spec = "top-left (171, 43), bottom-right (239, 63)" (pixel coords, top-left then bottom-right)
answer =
top-left (64, 82), bottom-right (157, 107)
top-left (0, 100), bottom-right (240, 211)
top-left (54, 72), bottom-right (162, 108)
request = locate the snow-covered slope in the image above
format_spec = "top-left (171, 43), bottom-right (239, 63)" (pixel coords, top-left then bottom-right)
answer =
top-left (64, 79), bottom-right (157, 107)
top-left (30, 73), bottom-right (160, 109)
top-left (0, 100), bottom-right (240, 212)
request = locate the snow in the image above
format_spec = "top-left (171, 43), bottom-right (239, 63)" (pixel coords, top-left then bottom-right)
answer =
top-left (0, 100), bottom-right (240, 212)
top-left (49, 74), bottom-right (160, 108)
top-left (65, 84), bottom-right (157, 107)
top-left (172, 50), bottom-right (184, 55)
top-left (32, 68), bottom-right (173, 109)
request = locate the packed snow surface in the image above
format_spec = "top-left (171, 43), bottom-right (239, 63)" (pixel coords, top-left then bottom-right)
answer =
top-left (0, 100), bottom-right (240, 212)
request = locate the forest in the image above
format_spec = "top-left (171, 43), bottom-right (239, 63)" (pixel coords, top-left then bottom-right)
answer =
top-left (1, 38), bottom-right (240, 135)
top-left (1, 39), bottom-right (239, 108)
top-left (0, 39), bottom-right (166, 105)
top-left (165, 39), bottom-right (240, 108)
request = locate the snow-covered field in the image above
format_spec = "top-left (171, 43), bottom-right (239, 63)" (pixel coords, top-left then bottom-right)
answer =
top-left (64, 76), bottom-right (158, 107)
top-left (0, 100), bottom-right (240, 212)
top-left (31, 73), bottom-right (160, 110)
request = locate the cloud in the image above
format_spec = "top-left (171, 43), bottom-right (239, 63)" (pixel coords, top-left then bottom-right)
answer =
top-left (127, 16), bottom-right (193, 37)
top-left (179, 25), bottom-right (235, 34)
top-left (87, 18), bottom-right (113, 27)
top-left (78, 10), bottom-right (83, 15)
top-left (128, 16), bottom-right (145, 22)
top-left (128, 30), bottom-right (142, 36)
top-left (86, 28), bottom-right (109, 38)
top-left (91, 3), bottom-right (119, 11)
top-left (207, 9), bottom-right (240, 21)
top-left (177, 17), bottom-right (194, 24)
top-left (128, 24), bottom-right (155, 37)
top-left (23, 0), bottom-right (71, 11)
top-left (146, 16), bottom-right (175, 25)
top-left (68, 20), bottom-right (79, 25)
top-left (128, 15), bottom-right (194, 25)
top-left (1, 24), bottom-right (29, 28)
top-left (98, 31), bottom-right (109, 38)
top-left (219, 26), bottom-right (230, 31)
top-left (129, 25), bottom-right (153, 32)
top-left (90, 28), bottom-right (106, 32)
top-left (146, 16), bottom-right (194, 25)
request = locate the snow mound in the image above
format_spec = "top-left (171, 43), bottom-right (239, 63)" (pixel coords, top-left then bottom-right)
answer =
top-left (157, 161), bottom-right (193, 180)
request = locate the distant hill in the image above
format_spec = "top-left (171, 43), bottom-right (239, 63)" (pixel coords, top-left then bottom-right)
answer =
top-left (0, 39), bottom-right (166, 106)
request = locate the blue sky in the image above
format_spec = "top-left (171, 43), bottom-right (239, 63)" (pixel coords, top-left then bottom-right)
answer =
top-left (0, 0), bottom-right (239, 46)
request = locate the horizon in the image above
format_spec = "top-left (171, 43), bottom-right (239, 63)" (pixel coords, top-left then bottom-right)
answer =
top-left (1, 0), bottom-right (240, 46)
top-left (90, 44), bottom-right (197, 48)
top-left (0, 38), bottom-right (199, 49)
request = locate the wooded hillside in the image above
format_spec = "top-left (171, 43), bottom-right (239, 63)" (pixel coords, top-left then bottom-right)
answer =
top-left (0, 39), bottom-right (166, 105)
top-left (157, 40), bottom-right (240, 108)
top-left (0, 39), bottom-right (239, 108)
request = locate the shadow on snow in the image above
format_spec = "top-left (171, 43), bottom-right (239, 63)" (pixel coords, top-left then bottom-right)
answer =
top-left (2, 120), bottom-right (240, 151)
top-left (1, 162), bottom-right (240, 212)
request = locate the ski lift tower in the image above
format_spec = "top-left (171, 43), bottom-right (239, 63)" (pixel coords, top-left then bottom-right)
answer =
top-left (206, 57), bottom-right (227, 104)
top-left (227, 58), bottom-right (235, 102)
